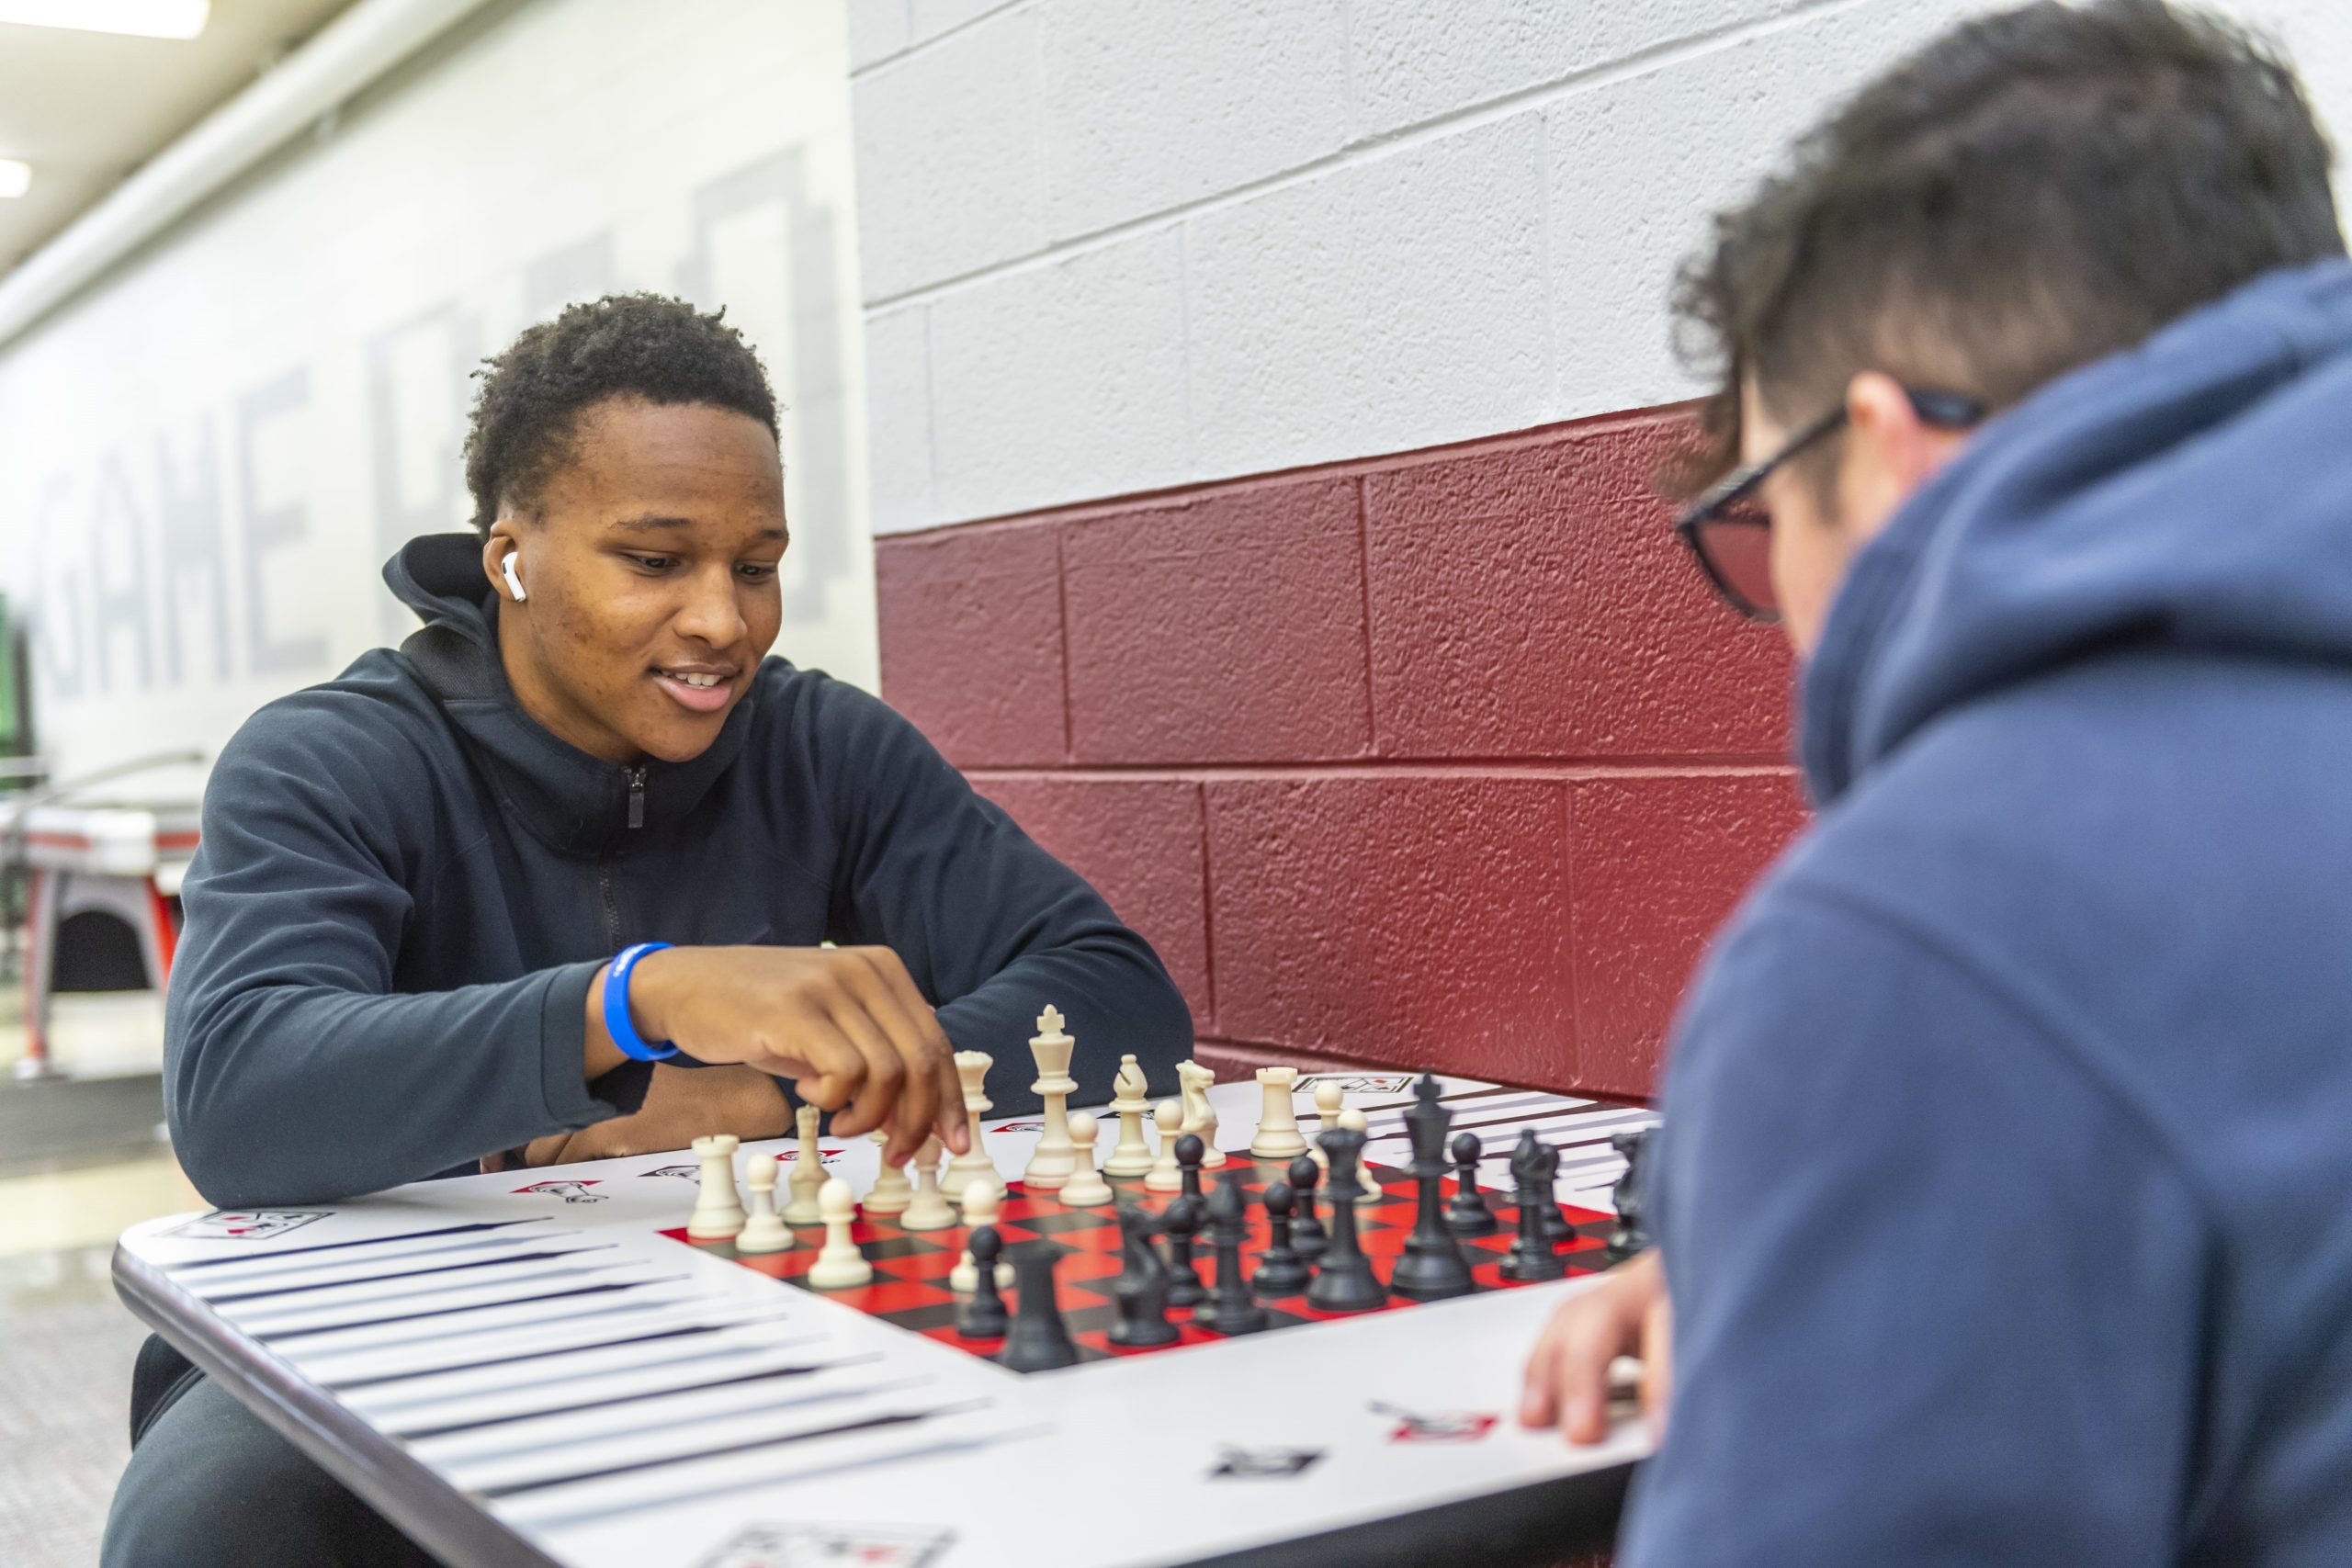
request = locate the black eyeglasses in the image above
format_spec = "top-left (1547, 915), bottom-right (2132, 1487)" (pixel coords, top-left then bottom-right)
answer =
top-left (1673, 387), bottom-right (1985, 623)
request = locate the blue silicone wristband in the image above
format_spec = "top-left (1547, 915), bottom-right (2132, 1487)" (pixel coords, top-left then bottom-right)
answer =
top-left (602, 942), bottom-right (679, 1062)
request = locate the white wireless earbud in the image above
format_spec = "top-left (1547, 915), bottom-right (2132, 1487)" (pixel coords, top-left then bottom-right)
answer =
top-left (501, 552), bottom-right (526, 603)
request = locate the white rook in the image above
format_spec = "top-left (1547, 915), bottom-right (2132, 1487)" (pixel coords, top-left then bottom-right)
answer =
top-left (1250, 1066), bottom-right (1307, 1160)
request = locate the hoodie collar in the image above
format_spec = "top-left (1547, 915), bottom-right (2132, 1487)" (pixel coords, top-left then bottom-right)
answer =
top-left (1802, 257), bottom-right (2352, 805)
top-left (384, 534), bottom-right (755, 857)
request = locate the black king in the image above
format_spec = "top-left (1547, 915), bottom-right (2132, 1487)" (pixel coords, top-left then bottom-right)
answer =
top-left (1389, 1073), bottom-right (1476, 1301)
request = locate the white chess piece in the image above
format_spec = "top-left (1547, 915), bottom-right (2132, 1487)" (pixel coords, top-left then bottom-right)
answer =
top-left (1309, 1079), bottom-right (1346, 1178)
top-left (783, 1103), bottom-right (826, 1224)
top-left (805, 1179), bottom-right (873, 1288)
top-left (687, 1134), bottom-right (745, 1240)
top-left (864, 1129), bottom-right (913, 1216)
top-left (1057, 1111), bottom-right (1114, 1205)
top-left (1145, 1100), bottom-right (1185, 1193)
top-left (1023, 1006), bottom-right (1078, 1190)
top-left (900, 1135), bottom-right (956, 1231)
top-left (944, 1052), bottom-right (1005, 1207)
top-left (949, 1180), bottom-right (1015, 1291)
top-left (1250, 1066), bottom-right (1307, 1160)
top-left (1102, 1054), bottom-right (1155, 1177)
top-left (735, 1154), bottom-right (794, 1255)
top-left (1176, 1059), bottom-right (1226, 1168)
top-left (1339, 1108), bottom-right (1382, 1203)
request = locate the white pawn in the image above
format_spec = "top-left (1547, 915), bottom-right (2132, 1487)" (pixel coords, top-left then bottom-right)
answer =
top-left (1057, 1112), bottom-right (1114, 1205)
top-left (783, 1103), bottom-right (826, 1224)
top-left (1102, 1054), bottom-right (1156, 1178)
top-left (806, 1179), bottom-right (872, 1288)
top-left (1145, 1100), bottom-right (1185, 1193)
top-left (1309, 1080), bottom-right (1346, 1177)
top-left (864, 1129), bottom-right (914, 1216)
top-left (1339, 1108), bottom-right (1382, 1203)
top-left (688, 1134), bottom-right (745, 1240)
top-left (1177, 1059), bottom-right (1226, 1168)
top-left (900, 1135), bottom-right (956, 1231)
top-left (736, 1155), bottom-right (794, 1255)
top-left (949, 1180), bottom-right (1015, 1292)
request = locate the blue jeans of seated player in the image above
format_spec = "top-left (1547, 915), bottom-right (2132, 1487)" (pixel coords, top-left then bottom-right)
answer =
top-left (103, 1335), bottom-right (442, 1568)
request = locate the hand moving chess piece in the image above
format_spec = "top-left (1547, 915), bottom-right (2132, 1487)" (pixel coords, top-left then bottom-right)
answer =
top-left (945, 1052), bottom-right (1004, 1207)
top-left (735, 1154), bottom-right (795, 1255)
top-left (951, 1180), bottom-right (1015, 1291)
top-left (805, 1178), bottom-right (873, 1288)
top-left (1286, 1155), bottom-right (1329, 1259)
top-left (688, 1134), bottom-right (745, 1240)
top-left (900, 1134), bottom-right (956, 1231)
top-left (1250, 1066), bottom-right (1308, 1160)
top-left (783, 1103), bottom-right (826, 1224)
top-left (1501, 1129), bottom-right (1566, 1283)
top-left (998, 1243), bottom-right (1080, 1372)
top-left (1057, 1112), bottom-right (1114, 1205)
top-left (956, 1226), bottom-right (1009, 1339)
top-left (1389, 1074), bottom-right (1474, 1302)
top-left (1305, 1124), bottom-right (1385, 1313)
top-left (1195, 1178), bottom-right (1269, 1334)
top-left (1176, 1059), bottom-right (1226, 1168)
top-left (1103, 1055), bottom-right (1156, 1177)
top-left (1145, 1100), bottom-right (1185, 1193)
top-left (1023, 1005), bottom-right (1078, 1190)
top-left (1443, 1130), bottom-right (1498, 1236)
top-left (1253, 1181), bottom-right (1311, 1294)
top-left (1108, 1205), bottom-right (1178, 1348)
top-left (865, 1129), bottom-right (913, 1216)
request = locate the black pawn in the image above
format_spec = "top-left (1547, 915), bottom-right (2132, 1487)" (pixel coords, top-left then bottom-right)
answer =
top-left (956, 1225), bottom-right (1009, 1339)
top-left (1162, 1193), bottom-right (1207, 1309)
top-left (1443, 1131), bottom-right (1498, 1235)
top-left (1194, 1179), bottom-right (1270, 1335)
top-left (1606, 1127), bottom-right (1655, 1263)
top-left (1391, 1075), bottom-right (1475, 1302)
top-left (998, 1243), bottom-right (1080, 1372)
top-left (1305, 1125), bottom-right (1386, 1313)
top-left (1501, 1131), bottom-right (1566, 1283)
top-left (1253, 1181), bottom-right (1311, 1294)
top-left (1176, 1134), bottom-right (1206, 1204)
top-left (1287, 1156), bottom-right (1328, 1259)
top-left (1108, 1206), bottom-right (1178, 1348)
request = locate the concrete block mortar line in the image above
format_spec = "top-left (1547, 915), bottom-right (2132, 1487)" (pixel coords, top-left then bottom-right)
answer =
top-left (857, 0), bottom-right (1876, 312)
top-left (956, 761), bottom-right (1800, 783)
top-left (849, 0), bottom-right (1030, 82)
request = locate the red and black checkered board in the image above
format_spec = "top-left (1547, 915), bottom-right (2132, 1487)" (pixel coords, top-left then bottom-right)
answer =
top-left (658, 1160), bottom-right (1612, 1371)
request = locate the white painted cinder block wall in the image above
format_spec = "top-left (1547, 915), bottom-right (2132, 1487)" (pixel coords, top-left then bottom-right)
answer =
top-left (0, 0), bottom-right (877, 787)
top-left (850, 0), bottom-right (2352, 537)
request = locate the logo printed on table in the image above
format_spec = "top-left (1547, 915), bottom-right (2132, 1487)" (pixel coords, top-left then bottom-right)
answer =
top-left (1209, 1445), bottom-right (1325, 1479)
top-left (693, 1522), bottom-right (955, 1568)
top-left (1372, 1402), bottom-right (1499, 1443)
top-left (511, 1179), bottom-right (605, 1203)
top-left (166, 1210), bottom-right (328, 1241)
top-left (640, 1165), bottom-right (699, 1182)
top-left (1301, 1074), bottom-right (1413, 1095)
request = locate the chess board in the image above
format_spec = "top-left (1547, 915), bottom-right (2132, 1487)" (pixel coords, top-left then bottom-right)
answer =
top-left (664, 1162), bottom-right (1613, 1370)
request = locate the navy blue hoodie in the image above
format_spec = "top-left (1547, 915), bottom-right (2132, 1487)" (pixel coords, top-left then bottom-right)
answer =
top-left (1624, 258), bottom-right (2352, 1567)
top-left (164, 534), bottom-right (1193, 1208)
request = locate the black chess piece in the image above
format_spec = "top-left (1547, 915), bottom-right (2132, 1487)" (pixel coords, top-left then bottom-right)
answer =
top-left (1253, 1180), bottom-right (1311, 1294)
top-left (1501, 1130), bottom-right (1566, 1283)
top-left (1443, 1129), bottom-right (1499, 1236)
top-left (1391, 1075), bottom-right (1475, 1302)
top-left (1108, 1205), bottom-right (1179, 1348)
top-left (1176, 1133), bottom-right (1206, 1204)
top-left (1162, 1192), bottom-right (1207, 1309)
top-left (956, 1225), bottom-right (1009, 1339)
top-left (1606, 1127), bottom-right (1654, 1262)
top-left (1306, 1124), bottom-right (1386, 1313)
top-left (1194, 1179), bottom-right (1271, 1335)
top-left (1287, 1156), bottom-right (1328, 1259)
top-left (997, 1242), bottom-right (1080, 1371)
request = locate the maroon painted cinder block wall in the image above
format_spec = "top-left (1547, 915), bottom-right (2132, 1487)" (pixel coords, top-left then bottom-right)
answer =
top-left (876, 409), bottom-right (1808, 1101)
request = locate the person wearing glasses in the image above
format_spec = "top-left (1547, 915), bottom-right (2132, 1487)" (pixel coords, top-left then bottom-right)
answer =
top-left (1520, 3), bottom-right (2352, 1563)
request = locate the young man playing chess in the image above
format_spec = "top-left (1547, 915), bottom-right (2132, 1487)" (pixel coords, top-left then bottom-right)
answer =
top-left (103, 294), bottom-right (1193, 1567)
top-left (1521, 2), bottom-right (2352, 1563)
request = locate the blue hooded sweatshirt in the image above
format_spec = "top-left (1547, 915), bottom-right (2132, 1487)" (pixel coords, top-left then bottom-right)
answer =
top-left (1622, 256), bottom-right (2352, 1567)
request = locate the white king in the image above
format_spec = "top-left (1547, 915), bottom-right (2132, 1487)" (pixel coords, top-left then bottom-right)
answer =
top-left (1023, 1005), bottom-right (1080, 1190)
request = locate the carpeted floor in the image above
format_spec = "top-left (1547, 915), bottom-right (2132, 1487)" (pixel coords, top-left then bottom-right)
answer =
top-left (0, 1244), bottom-right (145, 1568)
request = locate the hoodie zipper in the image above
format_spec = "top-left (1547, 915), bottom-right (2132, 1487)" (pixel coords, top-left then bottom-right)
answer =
top-left (626, 766), bottom-right (646, 830)
top-left (599, 767), bottom-right (645, 950)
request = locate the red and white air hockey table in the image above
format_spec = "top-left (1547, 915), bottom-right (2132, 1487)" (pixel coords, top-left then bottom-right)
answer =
top-left (114, 1072), bottom-right (1657, 1568)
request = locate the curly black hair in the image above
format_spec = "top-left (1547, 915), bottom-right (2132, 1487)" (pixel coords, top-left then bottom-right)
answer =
top-left (462, 293), bottom-right (780, 535)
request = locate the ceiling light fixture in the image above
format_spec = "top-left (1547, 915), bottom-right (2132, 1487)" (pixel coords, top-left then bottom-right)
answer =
top-left (0, 0), bottom-right (210, 39)
top-left (0, 162), bottom-right (28, 200)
